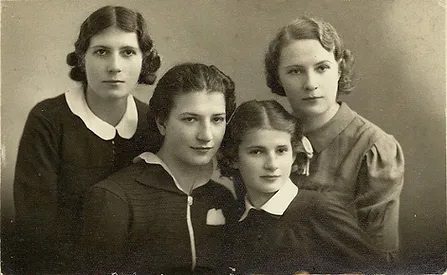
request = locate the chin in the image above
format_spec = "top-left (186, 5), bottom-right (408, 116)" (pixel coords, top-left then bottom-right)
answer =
top-left (187, 157), bottom-right (213, 167)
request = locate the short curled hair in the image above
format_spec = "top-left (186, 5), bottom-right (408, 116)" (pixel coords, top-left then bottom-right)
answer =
top-left (218, 100), bottom-right (303, 180)
top-left (66, 6), bottom-right (161, 89)
top-left (147, 63), bottom-right (236, 153)
top-left (265, 16), bottom-right (355, 96)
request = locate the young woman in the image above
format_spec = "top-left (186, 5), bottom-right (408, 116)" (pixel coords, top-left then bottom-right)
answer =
top-left (81, 63), bottom-right (238, 274)
top-left (13, 6), bottom-right (161, 273)
top-left (264, 16), bottom-right (405, 271)
top-left (218, 100), bottom-right (383, 274)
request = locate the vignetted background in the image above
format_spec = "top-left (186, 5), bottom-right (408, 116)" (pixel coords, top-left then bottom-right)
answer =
top-left (1, 0), bottom-right (445, 273)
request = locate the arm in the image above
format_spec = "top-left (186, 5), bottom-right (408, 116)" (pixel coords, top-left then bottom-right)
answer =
top-left (81, 183), bottom-right (130, 272)
top-left (355, 135), bottom-right (405, 262)
top-left (14, 107), bottom-right (61, 264)
top-left (310, 192), bottom-right (385, 273)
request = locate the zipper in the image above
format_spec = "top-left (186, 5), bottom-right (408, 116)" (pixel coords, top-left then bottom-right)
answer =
top-left (186, 195), bottom-right (197, 270)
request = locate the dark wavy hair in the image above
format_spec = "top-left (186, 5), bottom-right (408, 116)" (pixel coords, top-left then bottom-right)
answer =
top-left (66, 6), bottom-right (161, 89)
top-left (218, 100), bottom-right (303, 180)
top-left (265, 16), bottom-right (355, 96)
top-left (147, 63), bottom-right (236, 153)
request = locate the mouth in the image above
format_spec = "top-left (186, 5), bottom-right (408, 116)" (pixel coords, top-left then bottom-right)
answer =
top-left (302, 96), bottom-right (323, 101)
top-left (260, 175), bottom-right (281, 181)
top-left (103, 80), bottom-right (125, 84)
top-left (191, 146), bottom-right (214, 153)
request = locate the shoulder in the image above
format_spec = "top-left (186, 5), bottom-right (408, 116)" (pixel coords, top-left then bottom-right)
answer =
top-left (22, 94), bottom-right (70, 134)
top-left (288, 189), bottom-right (324, 214)
top-left (28, 94), bottom-right (69, 120)
top-left (93, 162), bottom-right (147, 198)
top-left (341, 104), bottom-right (402, 153)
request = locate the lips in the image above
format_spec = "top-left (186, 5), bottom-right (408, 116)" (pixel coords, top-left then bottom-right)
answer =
top-left (103, 80), bottom-right (125, 83)
top-left (302, 96), bottom-right (323, 101)
top-left (260, 175), bottom-right (281, 180)
top-left (191, 146), bottom-right (213, 152)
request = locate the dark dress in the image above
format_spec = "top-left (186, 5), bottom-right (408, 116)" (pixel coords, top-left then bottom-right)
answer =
top-left (291, 102), bottom-right (405, 271)
top-left (82, 152), bottom-right (239, 274)
top-left (13, 90), bottom-right (152, 273)
top-left (228, 180), bottom-right (383, 274)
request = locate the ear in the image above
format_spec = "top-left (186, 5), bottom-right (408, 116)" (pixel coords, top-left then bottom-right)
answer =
top-left (292, 152), bottom-right (297, 163)
top-left (155, 117), bottom-right (166, 136)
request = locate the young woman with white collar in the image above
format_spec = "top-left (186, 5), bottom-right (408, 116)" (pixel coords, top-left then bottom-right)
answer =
top-left (82, 63), bottom-right (239, 274)
top-left (13, 6), bottom-right (160, 273)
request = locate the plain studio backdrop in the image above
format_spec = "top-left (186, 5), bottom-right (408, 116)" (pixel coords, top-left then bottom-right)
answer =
top-left (1, 0), bottom-right (445, 273)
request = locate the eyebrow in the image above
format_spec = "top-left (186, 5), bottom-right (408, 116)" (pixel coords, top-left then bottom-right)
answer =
top-left (283, 60), bottom-right (334, 68)
top-left (89, 45), bottom-right (139, 50)
top-left (179, 112), bottom-right (226, 116)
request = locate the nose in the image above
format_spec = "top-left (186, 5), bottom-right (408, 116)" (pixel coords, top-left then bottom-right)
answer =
top-left (264, 152), bottom-right (279, 171)
top-left (107, 52), bottom-right (122, 73)
top-left (304, 72), bottom-right (318, 92)
top-left (197, 121), bottom-right (212, 142)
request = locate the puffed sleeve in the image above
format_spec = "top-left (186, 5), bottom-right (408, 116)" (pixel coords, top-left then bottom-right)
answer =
top-left (355, 135), bottom-right (404, 261)
top-left (81, 182), bottom-right (130, 272)
top-left (14, 106), bottom-right (61, 269)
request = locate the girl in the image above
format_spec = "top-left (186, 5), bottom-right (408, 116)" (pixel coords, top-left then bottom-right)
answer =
top-left (13, 6), bottom-right (161, 273)
top-left (264, 16), bottom-right (404, 272)
top-left (218, 100), bottom-right (383, 274)
top-left (82, 63), bottom-right (239, 274)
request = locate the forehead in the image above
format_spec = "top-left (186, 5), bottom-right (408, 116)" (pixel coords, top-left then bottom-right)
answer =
top-left (89, 26), bottom-right (139, 48)
top-left (170, 91), bottom-right (226, 114)
top-left (240, 129), bottom-right (292, 146)
top-left (280, 39), bottom-right (336, 66)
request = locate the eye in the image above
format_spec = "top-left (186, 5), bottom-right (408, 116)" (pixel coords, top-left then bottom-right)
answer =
top-left (182, 117), bottom-right (197, 123)
top-left (212, 116), bottom-right (226, 124)
top-left (94, 49), bottom-right (108, 56)
top-left (287, 68), bottom-right (304, 75)
top-left (276, 146), bottom-right (289, 154)
top-left (122, 49), bottom-right (137, 57)
top-left (316, 64), bottom-right (330, 73)
top-left (248, 149), bottom-right (263, 155)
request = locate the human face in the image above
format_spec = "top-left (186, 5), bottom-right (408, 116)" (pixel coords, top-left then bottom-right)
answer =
top-left (237, 129), bottom-right (294, 205)
top-left (84, 26), bottom-right (142, 101)
top-left (158, 91), bottom-right (226, 169)
top-left (278, 39), bottom-right (340, 127)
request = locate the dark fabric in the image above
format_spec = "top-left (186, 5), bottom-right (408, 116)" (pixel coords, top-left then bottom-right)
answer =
top-left (227, 189), bottom-right (384, 274)
top-left (81, 161), bottom-right (239, 274)
top-left (291, 102), bottom-right (405, 272)
top-left (13, 93), bottom-right (151, 273)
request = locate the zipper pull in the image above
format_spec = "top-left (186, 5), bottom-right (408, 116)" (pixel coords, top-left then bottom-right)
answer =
top-left (187, 196), bottom-right (193, 206)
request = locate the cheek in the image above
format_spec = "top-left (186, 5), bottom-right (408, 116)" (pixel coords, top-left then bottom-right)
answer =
top-left (213, 125), bottom-right (226, 141)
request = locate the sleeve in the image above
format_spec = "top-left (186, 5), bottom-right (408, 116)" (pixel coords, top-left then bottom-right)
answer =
top-left (80, 183), bottom-right (130, 272)
top-left (355, 135), bottom-right (405, 262)
top-left (13, 106), bottom-right (61, 267)
top-left (310, 193), bottom-right (386, 273)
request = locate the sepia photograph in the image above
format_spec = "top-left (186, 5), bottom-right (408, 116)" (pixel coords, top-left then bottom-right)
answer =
top-left (1, 0), bottom-right (445, 274)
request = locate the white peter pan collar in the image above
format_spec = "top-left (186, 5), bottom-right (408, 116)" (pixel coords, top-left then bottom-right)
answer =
top-left (239, 178), bottom-right (298, 221)
top-left (65, 90), bottom-right (138, 140)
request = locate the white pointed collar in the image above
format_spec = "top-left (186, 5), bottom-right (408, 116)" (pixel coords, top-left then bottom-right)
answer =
top-left (134, 152), bottom-right (210, 194)
top-left (239, 178), bottom-right (298, 221)
top-left (65, 90), bottom-right (138, 140)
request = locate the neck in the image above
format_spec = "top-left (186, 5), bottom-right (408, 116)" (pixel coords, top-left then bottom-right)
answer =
top-left (85, 90), bottom-right (128, 126)
top-left (301, 103), bottom-right (340, 133)
top-left (156, 148), bottom-right (213, 194)
top-left (246, 188), bottom-right (275, 209)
